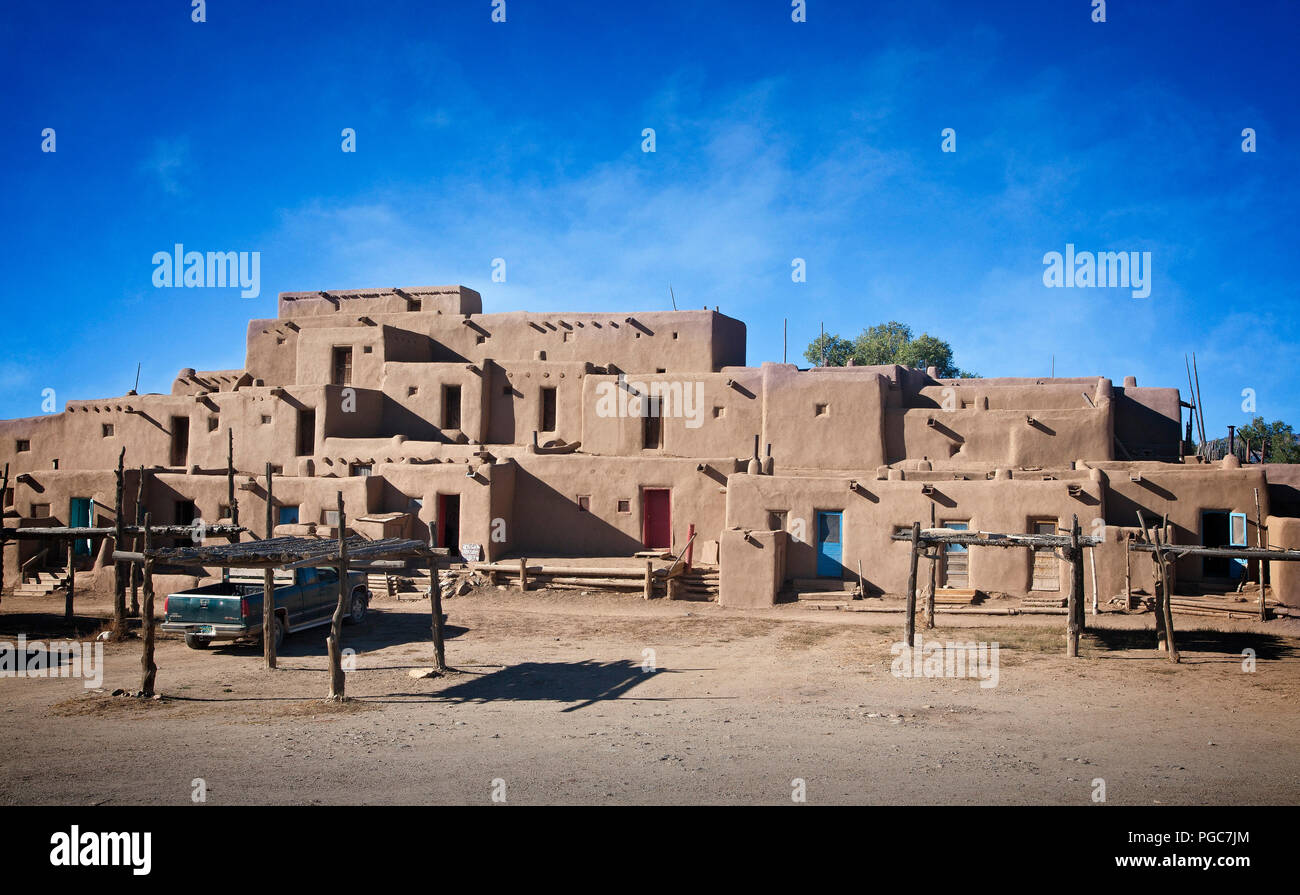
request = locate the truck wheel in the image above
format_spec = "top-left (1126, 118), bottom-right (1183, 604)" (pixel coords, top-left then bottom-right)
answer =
top-left (345, 588), bottom-right (368, 624)
top-left (184, 634), bottom-right (212, 650)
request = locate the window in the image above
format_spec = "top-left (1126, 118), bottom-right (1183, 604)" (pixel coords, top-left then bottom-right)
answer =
top-left (208, 416), bottom-right (220, 432)
top-left (540, 387), bottom-right (557, 432)
top-left (174, 500), bottom-right (197, 526)
top-left (407, 386), bottom-right (418, 397)
top-left (642, 397), bottom-right (663, 449)
top-left (815, 403), bottom-right (829, 416)
top-left (322, 509), bottom-right (340, 526)
top-left (713, 407), bottom-right (724, 418)
top-left (767, 510), bottom-right (788, 532)
top-left (52, 459), bottom-right (59, 470)
top-left (362, 345), bottom-right (373, 354)
top-left (261, 414), bottom-right (272, 424)
top-left (442, 385), bottom-right (461, 429)
top-left (169, 417), bottom-right (189, 466)
top-left (101, 423), bottom-right (114, 437)
top-left (297, 409), bottom-right (315, 456)
top-left (577, 495), bottom-right (591, 512)
top-left (332, 346), bottom-right (353, 386)
top-left (16, 439), bottom-right (29, 452)
top-left (616, 499), bottom-right (631, 514)
top-left (218, 504), bottom-right (231, 520)
top-left (350, 463), bottom-right (372, 477)
top-left (278, 505), bottom-right (300, 525)
top-left (31, 503), bottom-right (50, 518)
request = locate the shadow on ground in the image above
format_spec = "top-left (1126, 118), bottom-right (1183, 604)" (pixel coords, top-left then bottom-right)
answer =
top-left (1086, 627), bottom-right (1297, 660)
top-left (433, 660), bottom-right (660, 712)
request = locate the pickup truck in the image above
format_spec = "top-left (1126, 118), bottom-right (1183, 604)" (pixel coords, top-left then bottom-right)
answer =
top-left (161, 567), bottom-right (370, 650)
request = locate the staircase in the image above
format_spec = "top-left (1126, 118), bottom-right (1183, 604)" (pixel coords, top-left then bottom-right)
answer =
top-left (366, 573), bottom-right (396, 599)
top-left (14, 570), bottom-right (70, 597)
top-left (783, 578), bottom-right (857, 607)
top-left (673, 566), bottom-right (719, 601)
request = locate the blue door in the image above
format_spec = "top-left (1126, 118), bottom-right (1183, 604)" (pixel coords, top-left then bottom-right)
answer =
top-left (815, 511), bottom-right (843, 577)
top-left (69, 497), bottom-right (93, 556)
top-left (1229, 512), bottom-right (1248, 579)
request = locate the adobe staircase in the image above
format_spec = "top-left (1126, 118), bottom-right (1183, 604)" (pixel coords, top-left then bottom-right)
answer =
top-left (783, 578), bottom-right (858, 608)
top-left (14, 570), bottom-right (71, 598)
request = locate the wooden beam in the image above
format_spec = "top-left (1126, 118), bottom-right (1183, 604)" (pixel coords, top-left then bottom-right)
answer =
top-left (140, 513), bottom-right (158, 695)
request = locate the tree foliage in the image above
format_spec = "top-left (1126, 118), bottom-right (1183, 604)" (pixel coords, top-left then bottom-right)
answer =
top-left (1236, 416), bottom-right (1300, 464)
top-left (803, 321), bottom-right (976, 378)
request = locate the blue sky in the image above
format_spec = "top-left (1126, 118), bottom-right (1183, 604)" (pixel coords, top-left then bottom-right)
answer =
top-left (2, 0), bottom-right (1296, 438)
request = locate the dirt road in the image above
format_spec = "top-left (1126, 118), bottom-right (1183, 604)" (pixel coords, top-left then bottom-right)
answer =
top-left (1, 588), bottom-right (1297, 805)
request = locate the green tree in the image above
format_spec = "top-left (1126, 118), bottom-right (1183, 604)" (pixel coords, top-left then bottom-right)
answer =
top-left (804, 321), bottom-right (976, 377)
top-left (1237, 416), bottom-right (1300, 464)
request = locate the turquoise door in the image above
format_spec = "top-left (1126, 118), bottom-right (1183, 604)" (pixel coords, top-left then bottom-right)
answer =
top-left (69, 497), bottom-right (93, 556)
top-left (1229, 512), bottom-right (1248, 579)
top-left (815, 511), bottom-right (843, 577)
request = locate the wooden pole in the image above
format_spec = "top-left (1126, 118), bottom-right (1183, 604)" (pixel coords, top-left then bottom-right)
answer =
top-left (140, 513), bottom-right (158, 695)
top-left (1124, 532), bottom-right (1132, 610)
top-left (1073, 517), bottom-right (1086, 632)
top-left (518, 556), bottom-right (528, 592)
top-left (1088, 545), bottom-right (1099, 615)
top-left (428, 522), bottom-right (446, 674)
top-left (643, 560), bottom-right (654, 600)
top-left (905, 522), bottom-right (920, 647)
top-left (112, 447), bottom-right (127, 634)
top-left (1153, 528), bottom-right (1180, 663)
top-left (227, 428), bottom-right (238, 529)
top-left (0, 462), bottom-right (8, 607)
top-left (925, 503), bottom-right (937, 628)
top-left (1065, 515), bottom-right (1080, 657)
top-left (130, 465), bottom-right (144, 616)
top-left (1137, 511), bottom-right (1165, 651)
top-left (65, 538), bottom-right (75, 620)
top-left (326, 491), bottom-right (349, 700)
top-left (263, 462), bottom-right (276, 670)
top-left (1254, 487), bottom-right (1268, 621)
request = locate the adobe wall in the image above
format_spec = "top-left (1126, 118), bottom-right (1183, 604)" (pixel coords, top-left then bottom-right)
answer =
top-left (1268, 516), bottom-right (1299, 608)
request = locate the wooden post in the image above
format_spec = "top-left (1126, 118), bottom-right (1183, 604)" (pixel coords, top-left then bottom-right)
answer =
top-left (1073, 517), bottom-right (1085, 633)
top-left (925, 503), bottom-right (937, 628)
top-left (1138, 511), bottom-right (1165, 651)
top-left (0, 462), bottom-right (8, 607)
top-left (140, 513), bottom-right (157, 696)
top-left (1254, 488), bottom-right (1268, 621)
top-left (65, 538), bottom-right (75, 620)
top-left (643, 560), bottom-right (654, 600)
top-left (130, 465), bottom-right (144, 616)
top-left (1065, 515), bottom-right (1081, 657)
top-left (518, 557), bottom-right (528, 592)
top-left (1124, 532), bottom-right (1132, 610)
top-left (428, 521), bottom-right (446, 674)
top-left (1088, 546), bottom-right (1098, 615)
top-left (227, 428), bottom-right (238, 530)
top-left (327, 492), bottom-right (348, 700)
top-left (112, 447), bottom-right (127, 634)
top-left (263, 462), bottom-right (276, 670)
top-left (905, 522), bottom-right (920, 647)
top-left (1153, 528), bottom-right (1179, 663)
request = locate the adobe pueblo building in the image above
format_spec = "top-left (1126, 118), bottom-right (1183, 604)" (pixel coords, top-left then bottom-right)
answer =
top-left (2, 284), bottom-right (1298, 610)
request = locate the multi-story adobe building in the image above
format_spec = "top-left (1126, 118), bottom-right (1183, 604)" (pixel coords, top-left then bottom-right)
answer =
top-left (2, 284), bottom-right (1298, 609)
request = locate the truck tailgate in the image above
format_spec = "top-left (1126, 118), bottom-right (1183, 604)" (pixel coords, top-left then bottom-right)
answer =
top-left (165, 594), bottom-right (242, 625)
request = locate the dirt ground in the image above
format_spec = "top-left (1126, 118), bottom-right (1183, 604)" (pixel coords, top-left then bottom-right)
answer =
top-left (1, 586), bottom-right (1297, 806)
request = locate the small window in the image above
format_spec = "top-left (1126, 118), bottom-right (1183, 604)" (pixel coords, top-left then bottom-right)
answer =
top-left (332, 346), bottom-right (353, 386)
top-left (815, 404), bottom-right (829, 416)
top-left (261, 415), bottom-right (272, 424)
top-left (350, 463), bottom-right (372, 477)
top-left (218, 504), bottom-right (231, 520)
top-left (362, 345), bottom-right (373, 354)
top-left (208, 416), bottom-right (220, 432)
top-left (713, 407), bottom-right (724, 418)
top-left (672, 332), bottom-right (678, 340)
top-left (540, 387), bottom-right (557, 432)
top-left (52, 459), bottom-right (59, 470)
top-left (767, 510), bottom-right (788, 532)
top-left (477, 335), bottom-right (486, 344)
top-left (16, 439), bottom-right (30, 452)
top-left (101, 423), bottom-right (114, 437)
top-left (616, 499), bottom-right (631, 514)
top-left (322, 509), bottom-right (340, 526)
top-left (31, 503), bottom-right (51, 518)
top-left (577, 495), bottom-right (591, 512)
top-left (175, 500), bottom-right (197, 526)
top-left (278, 505), bottom-right (300, 525)
top-left (443, 385), bottom-right (462, 430)
top-left (407, 386), bottom-right (418, 397)
top-left (642, 397), bottom-right (663, 449)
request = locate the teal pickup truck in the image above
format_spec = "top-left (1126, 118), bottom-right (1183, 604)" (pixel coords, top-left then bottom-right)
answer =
top-left (161, 567), bottom-right (370, 650)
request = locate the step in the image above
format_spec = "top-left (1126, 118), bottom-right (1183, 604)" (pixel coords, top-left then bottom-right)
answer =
top-left (790, 578), bottom-right (855, 593)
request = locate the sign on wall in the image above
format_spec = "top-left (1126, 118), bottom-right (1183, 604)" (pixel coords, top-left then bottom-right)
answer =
top-left (460, 543), bottom-right (483, 562)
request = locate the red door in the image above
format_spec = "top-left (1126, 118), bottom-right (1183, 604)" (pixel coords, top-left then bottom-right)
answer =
top-left (642, 489), bottom-right (671, 549)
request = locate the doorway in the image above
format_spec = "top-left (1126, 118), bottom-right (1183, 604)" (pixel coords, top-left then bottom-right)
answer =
top-left (815, 510), bottom-right (843, 578)
top-left (941, 520), bottom-right (969, 587)
top-left (642, 488), bottom-right (671, 549)
top-left (1030, 520), bottom-right (1059, 591)
top-left (437, 494), bottom-right (461, 556)
top-left (1201, 510), bottom-right (1232, 578)
top-left (69, 497), bottom-right (93, 556)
